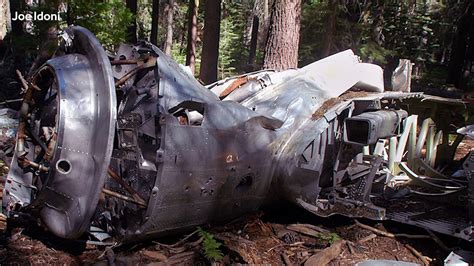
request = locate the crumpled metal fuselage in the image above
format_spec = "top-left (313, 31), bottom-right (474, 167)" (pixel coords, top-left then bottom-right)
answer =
top-left (2, 27), bottom-right (473, 242)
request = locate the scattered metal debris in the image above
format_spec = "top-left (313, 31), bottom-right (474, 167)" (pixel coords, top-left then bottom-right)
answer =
top-left (0, 26), bottom-right (473, 251)
top-left (444, 250), bottom-right (474, 265)
top-left (391, 59), bottom-right (413, 92)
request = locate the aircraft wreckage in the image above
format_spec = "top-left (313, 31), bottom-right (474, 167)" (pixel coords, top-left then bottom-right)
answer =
top-left (1, 26), bottom-right (473, 242)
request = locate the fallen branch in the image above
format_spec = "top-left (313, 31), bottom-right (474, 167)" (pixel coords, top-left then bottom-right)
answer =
top-left (346, 242), bottom-right (356, 255)
top-left (405, 244), bottom-right (430, 266)
top-left (266, 241), bottom-right (305, 253)
top-left (286, 224), bottom-right (330, 238)
top-left (16, 69), bottom-right (28, 94)
top-left (154, 229), bottom-right (199, 248)
top-left (358, 233), bottom-right (377, 243)
top-left (142, 250), bottom-right (168, 261)
top-left (16, 69), bottom-right (41, 93)
top-left (355, 220), bottom-right (431, 239)
top-left (162, 251), bottom-right (196, 264)
top-left (426, 229), bottom-right (451, 251)
top-left (304, 240), bottom-right (344, 266)
top-left (354, 220), bottom-right (451, 253)
top-left (281, 253), bottom-right (292, 266)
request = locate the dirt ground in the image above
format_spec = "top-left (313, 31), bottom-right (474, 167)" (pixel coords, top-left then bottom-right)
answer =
top-left (0, 205), bottom-right (460, 265)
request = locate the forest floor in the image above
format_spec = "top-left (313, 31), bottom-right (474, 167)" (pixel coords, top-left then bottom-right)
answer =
top-left (0, 201), bottom-right (459, 265)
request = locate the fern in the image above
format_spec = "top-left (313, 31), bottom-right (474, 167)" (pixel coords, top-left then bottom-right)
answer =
top-left (197, 227), bottom-right (224, 261)
top-left (315, 232), bottom-right (341, 244)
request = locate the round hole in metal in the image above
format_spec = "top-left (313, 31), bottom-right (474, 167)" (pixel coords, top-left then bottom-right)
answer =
top-left (56, 159), bottom-right (72, 174)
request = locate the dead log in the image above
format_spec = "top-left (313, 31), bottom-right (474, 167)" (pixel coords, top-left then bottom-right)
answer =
top-left (304, 240), bottom-right (344, 266)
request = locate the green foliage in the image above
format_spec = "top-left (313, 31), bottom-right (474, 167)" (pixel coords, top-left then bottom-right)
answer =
top-left (137, 0), bottom-right (152, 41)
top-left (298, 0), bottom-right (328, 65)
top-left (170, 1), bottom-right (190, 64)
top-left (4, 0), bottom-right (469, 84)
top-left (359, 41), bottom-right (393, 64)
top-left (218, 0), bottom-right (252, 78)
top-left (28, 1), bottom-right (62, 39)
top-left (197, 227), bottom-right (224, 261)
top-left (298, 0), bottom-right (466, 81)
top-left (315, 232), bottom-right (341, 245)
top-left (380, 2), bottom-right (435, 65)
top-left (68, 0), bottom-right (133, 50)
top-left (299, 1), bottom-right (363, 65)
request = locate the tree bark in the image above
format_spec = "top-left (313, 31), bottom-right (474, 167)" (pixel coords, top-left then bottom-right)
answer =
top-left (126, 0), bottom-right (138, 43)
top-left (263, 0), bottom-right (301, 71)
top-left (447, 2), bottom-right (473, 89)
top-left (199, 0), bottom-right (221, 84)
top-left (163, 0), bottom-right (175, 56)
top-left (150, 0), bottom-right (159, 45)
top-left (248, 15), bottom-right (259, 65)
top-left (185, 0), bottom-right (199, 74)
top-left (321, 0), bottom-right (337, 57)
top-left (0, 0), bottom-right (10, 41)
top-left (9, 0), bottom-right (23, 37)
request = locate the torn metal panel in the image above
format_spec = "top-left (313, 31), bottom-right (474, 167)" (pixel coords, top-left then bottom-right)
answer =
top-left (1, 26), bottom-right (473, 243)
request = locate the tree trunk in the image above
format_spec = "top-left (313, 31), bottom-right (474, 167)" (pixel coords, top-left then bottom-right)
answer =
top-left (0, 0), bottom-right (10, 41)
top-left (248, 15), bottom-right (259, 66)
top-left (185, 0), bottom-right (199, 74)
top-left (447, 2), bottom-right (473, 89)
top-left (263, 0), bottom-right (301, 71)
top-left (199, 0), bottom-right (221, 84)
top-left (163, 0), bottom-right (174, 56)
top-left (126, 0), bottom-right (138, 43)
top-left (9, 0), bottom-right (23, 37)
top-left (321, 0), bottom-right (337, 57)
top-left (254, 0), bottom-right (272, 54)
top-left (150, 0), bottom-right (159, 45)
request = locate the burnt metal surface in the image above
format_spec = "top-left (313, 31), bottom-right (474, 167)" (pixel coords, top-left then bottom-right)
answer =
top-left (1, 27), bottom-right (473, 243)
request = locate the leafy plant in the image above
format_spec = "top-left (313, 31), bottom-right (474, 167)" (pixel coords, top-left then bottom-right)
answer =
top-left (68, 0), bottom-right (133, 50)
top-left (197, 227), bottom-right (224, 261)
top-left (315, 232), bottom-right (341, 244)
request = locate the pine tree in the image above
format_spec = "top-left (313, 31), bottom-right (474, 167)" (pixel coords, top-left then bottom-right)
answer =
top-left (185, 0), bottom-right (199, 74)
top-left (199, 0), bottom-right (221, 84)
top-left (263, 0), bottom-right (301, 71)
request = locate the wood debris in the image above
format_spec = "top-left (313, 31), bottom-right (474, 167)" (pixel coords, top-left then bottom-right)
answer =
top-left (304, 240), bottom-right (345, 266)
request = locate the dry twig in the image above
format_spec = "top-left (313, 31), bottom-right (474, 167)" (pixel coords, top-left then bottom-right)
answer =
top-left (304, 240), bottom-right (344, 266)
top-left (154, 229), bottom-right (199, 248)
top-left (405, 244), bottom-right (430, 266)
top-left (346, 242), bottom-right (356, 255)
top-left (426, 229), bottom-right (451, 251)
top-left (354, 219), bottom-right (454, 253)
top-left (282, 253), bottom-right (292, 266)
top-left (354, 220), bottom-right (430, 239)
top-left (16, 69), bottom-right (28, 94)
top-left (358, 233), bottom-right (377, 243)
